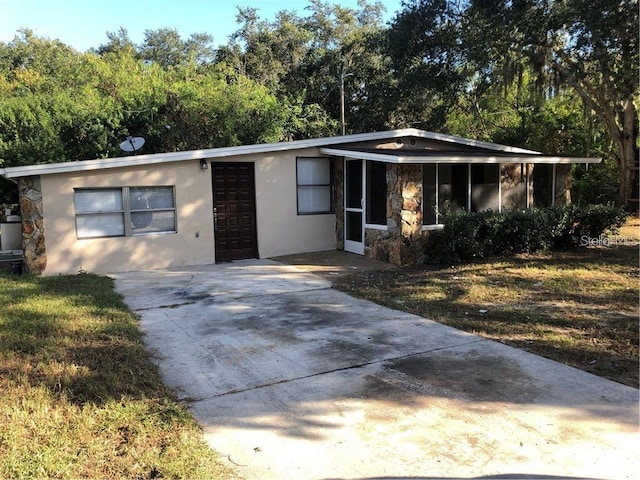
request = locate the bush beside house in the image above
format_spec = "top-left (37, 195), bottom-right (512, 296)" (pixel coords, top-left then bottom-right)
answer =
top-left (425, 204), bottom-right (627, 264)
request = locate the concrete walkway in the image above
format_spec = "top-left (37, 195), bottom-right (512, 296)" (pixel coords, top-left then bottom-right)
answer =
top-left (113, 260), bottom-right (639, 480)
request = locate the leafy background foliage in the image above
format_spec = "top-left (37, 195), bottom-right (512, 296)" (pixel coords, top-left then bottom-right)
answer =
top-left (0, 0), bottom-right (637, 205)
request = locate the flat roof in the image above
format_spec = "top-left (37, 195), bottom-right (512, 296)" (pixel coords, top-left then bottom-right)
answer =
top-left (0, 128), bottom-right (599, 179)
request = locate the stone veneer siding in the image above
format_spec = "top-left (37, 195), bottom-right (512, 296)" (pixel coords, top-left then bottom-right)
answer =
top-left (18, 176), bottom-right (46, 274)
top-left (554, 164), bottom-right (572, 205)
top-left (501, 163), bottom-right (529, 210)
top-left (364, 162), bottom-right (573, 266)
top-left (365, 164), bottom-right (428, 266)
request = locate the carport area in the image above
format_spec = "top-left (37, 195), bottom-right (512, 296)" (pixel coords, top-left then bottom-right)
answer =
top-left (113, 259), bottom-right (639, 480)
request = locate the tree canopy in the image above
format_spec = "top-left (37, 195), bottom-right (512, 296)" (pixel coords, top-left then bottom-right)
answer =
top-left (0, 0), bottom-right (637, 207)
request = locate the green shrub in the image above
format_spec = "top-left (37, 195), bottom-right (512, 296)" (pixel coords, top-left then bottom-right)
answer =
top-left (576, 203), bottom-right (627, 238)
top-left (430, 210), bottom-right (500, 262)
top-left (549, 204), bottom-right (627, 249)
top-left (424, 204), bottom-right (626, 264)
top-left (571, 159), bottom-right (620, 206)
top-left (495, 207), bottom-right (555, 254)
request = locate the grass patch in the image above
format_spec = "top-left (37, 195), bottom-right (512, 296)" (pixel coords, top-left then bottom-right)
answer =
top-left (334, 219), bottom-right (639, 388)
top-left (0, 272), bottom-right (234, 479)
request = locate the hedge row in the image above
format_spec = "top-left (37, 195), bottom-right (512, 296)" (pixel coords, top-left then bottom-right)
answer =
top-left (424, 204), bottom-right (627, 264)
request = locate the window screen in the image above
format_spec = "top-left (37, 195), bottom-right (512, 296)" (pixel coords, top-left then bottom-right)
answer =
top-left (424, 163), bottom-right (498, 226)
top-left (297, 157), bottom-right (332, 214)
top-left (471, 164), bottom-right (499, 212)
top-left (74, 186), bottom-right (176, 239)
top-left (533, 164), bottom-right (554, 207)
top-left (75, 189), bottom-right (125, 238)
top-left (439, 164), bottom-right (469, 213)
top-left (366, 161), bottom-right (387, 225)
top-left (422, 164), bottom-right (437, 225)
top-left (129, 187), bottom-right (176, 234)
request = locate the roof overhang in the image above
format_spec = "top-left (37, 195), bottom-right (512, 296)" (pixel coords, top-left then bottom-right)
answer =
top-left (0, 128), bottom-right (596, 179)
top-left (319, 148), bottom-right (602, 164)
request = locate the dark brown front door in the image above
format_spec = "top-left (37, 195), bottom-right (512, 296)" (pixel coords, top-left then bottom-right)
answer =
top-left (212, 162), bottom-right (258, 262)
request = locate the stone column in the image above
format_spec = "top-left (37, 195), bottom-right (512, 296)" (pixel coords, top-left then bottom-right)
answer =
top-left (400, 164), bottom-right (423, 241)
top-left (501, 163), bottom-right (527, 210)
top-left (387, 164), bottom-right (402, 236)
top-left (18, 176), bottom-right (47, 275)
top-left (526, 163), bottom-right (534, 207)
top-left (366, 164), bottom-right (426, 266)
top-left (554, 164), bottom-right (572, 205)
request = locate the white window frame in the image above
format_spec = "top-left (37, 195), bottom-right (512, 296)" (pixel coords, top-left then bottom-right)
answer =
top-left (422, 163), bottom-right (502, 231)
top-left (296, 157), bottom-right (333, 215)
top-left (470, 163), bottom-right (501, 213)
top-left (74, 186), bottom-right (177, 239)
top-left (365, 160), bottom-right (388, 229)
top-left (423, 163), bottom-right (444, 230)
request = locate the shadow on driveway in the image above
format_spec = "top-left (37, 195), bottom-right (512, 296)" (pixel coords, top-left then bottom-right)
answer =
top-left (113, 259), bottom-right (639, 480)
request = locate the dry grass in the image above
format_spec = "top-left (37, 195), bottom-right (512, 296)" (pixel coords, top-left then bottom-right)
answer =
top-left (0, 272), bottom-right (235, 479)
top-left (334, 218), bottom-right (639, 388)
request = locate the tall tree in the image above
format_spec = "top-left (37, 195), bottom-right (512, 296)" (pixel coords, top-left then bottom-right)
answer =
top-left (184, 33), bottom-right (217, 66)
top-left (385, 0), bottom-right (468, 130)
top-left (218, 7), bottom-right (312, 90)
top-left (139, 28), bottom-right (187, 68)
top-left (219, 1), bottom-right (389, 134)
top-left (303, 0), bottom-right (390, 132)
top-left (465, 0), bottom-right (639, 208)
top-left (0, 30), bottom-right (334, 177)
top-left (93, 27), bottom-right (137, 57)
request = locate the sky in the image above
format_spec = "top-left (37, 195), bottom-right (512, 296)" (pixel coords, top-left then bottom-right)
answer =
top-left (0, 0), bottom-right (403, 52)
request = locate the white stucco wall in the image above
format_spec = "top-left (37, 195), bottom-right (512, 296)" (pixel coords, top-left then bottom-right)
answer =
top-left (41, 161), bottom-right (215, 274)
top-left (39, 148), bottom-right (336, 275)
top-left (251, 148), bottom-right (336, 258)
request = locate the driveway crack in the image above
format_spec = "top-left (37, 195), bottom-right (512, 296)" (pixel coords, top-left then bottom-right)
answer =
top-left (187, 338), bottom-right (485, 403)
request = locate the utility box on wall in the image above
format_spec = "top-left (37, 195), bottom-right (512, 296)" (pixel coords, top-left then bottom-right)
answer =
top-left (1, 215), bottom-right (22, 250)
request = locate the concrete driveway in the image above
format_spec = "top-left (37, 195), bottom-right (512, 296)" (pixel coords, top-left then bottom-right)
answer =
top-left (113, 259), bottom-right (639, 480)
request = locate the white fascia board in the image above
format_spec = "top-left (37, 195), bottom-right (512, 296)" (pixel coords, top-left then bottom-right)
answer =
top-left (0, 128), bottom-right (552, 179)
top-left (320, 148), bottom-right (401, 163)
top-left (0, 143), bottom-right (315, 178)
top-left (0, 153), bottom-right (202, 178)
top-left (319, 148), bottom-right (601, 164)
top-left (393, 155), bottom-right (602, 164)
top-left (0, 130), bottom-right (416, 178)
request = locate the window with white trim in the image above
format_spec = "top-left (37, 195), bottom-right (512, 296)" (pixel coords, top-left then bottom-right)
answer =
top-left (532, 164), bottom-right (554, 207)
top-left (366, 161), bottom-right (387, 225)
top-left (296, 157), bottom-right (332, 214)
top-left (471, 164), bottom-right (500, 212)
top-left (74, 186), bottom-right (176, 239)
top-left (423, 163), bottom-right (500, 226)
top-left (423, 164), bottom-right (469, 226)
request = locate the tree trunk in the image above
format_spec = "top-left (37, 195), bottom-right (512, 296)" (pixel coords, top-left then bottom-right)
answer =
top-left (560, 64), bottom-right (638, 210)
top-left (618, 98), bottom-right (639, 210)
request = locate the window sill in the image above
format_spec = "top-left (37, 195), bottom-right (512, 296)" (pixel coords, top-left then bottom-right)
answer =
top-left (131, 230), bottom-right (177, 237)
top-left (365, 224), bottom-right (387, 231)
top-left (422, 224), bottom-right (444, 231)
top-left (297, 212), bottom-right (334, 216)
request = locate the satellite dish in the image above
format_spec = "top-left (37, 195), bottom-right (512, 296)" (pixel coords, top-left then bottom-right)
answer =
top-left (119, 136), bottom-right (145, 153)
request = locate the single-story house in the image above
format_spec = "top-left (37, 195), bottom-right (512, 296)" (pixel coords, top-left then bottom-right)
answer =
top-left (0, 128), bottom-right (599, 275)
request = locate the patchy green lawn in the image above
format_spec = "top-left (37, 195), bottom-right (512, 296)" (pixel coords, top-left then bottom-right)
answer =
top-left (334, 221), bottom-right (639, 388)
top-left (0, 272), bottom-right (234, 479)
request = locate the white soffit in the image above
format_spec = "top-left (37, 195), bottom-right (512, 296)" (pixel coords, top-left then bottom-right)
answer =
top-left (2, 130), bottom-right (411, 178)
top-left (318, 148), bottom-right (602, 164)
top-left (0, 127), bottom-right (586, 179)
